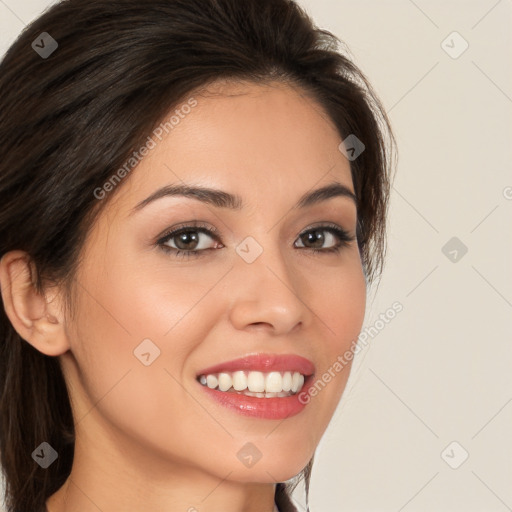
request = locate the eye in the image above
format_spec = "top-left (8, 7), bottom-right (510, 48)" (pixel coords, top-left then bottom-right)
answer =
top-left (157, 222), bottom-right (222, 259)
top-left (294, 224), bottom-right (355, 254)
top-left (156, 221), bottom-right (355, 259)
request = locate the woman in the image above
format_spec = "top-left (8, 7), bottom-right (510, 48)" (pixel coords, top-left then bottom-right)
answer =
top-left (0, 0), bottom-right (395, 511)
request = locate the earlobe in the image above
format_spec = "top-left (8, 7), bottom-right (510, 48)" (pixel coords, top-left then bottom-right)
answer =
top-left (0, 250), bottom-right (70, 356)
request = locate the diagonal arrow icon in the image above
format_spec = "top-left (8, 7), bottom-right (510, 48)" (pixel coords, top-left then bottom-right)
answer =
top-left (31, 441), bottom-right (58, 468)
top-left (339, 134), bottom-right (365, 161)
top-left (134, 339), bottom-right (161, 366)
top-left (236, 236), bottom-right (263, 263)
top-left (32, 32), bottom-right (59, 59)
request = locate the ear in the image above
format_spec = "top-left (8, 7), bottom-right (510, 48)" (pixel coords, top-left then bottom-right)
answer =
top-left (0, 250), bottom-right (70, 356)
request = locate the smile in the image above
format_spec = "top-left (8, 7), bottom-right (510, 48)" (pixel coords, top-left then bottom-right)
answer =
top-left (198, 370), bottom-right (306, 397)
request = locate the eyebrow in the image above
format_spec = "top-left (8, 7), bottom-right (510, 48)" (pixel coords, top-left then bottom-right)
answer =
top-left (131, 181), bottom-right (357, 214)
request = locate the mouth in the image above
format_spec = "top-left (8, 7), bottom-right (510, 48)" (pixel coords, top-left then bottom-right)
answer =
top-left (196, 353), bottom-right (315, 399)
top-left (197, 370), bottom-right (309, 398)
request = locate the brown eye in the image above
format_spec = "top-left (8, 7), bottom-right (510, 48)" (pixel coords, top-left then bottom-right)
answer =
top-left (298, 229), bottom-right (329, 249)
top-left (295, 226), bottom-right (354, 252)
top-left (161, 228), bottom-right (218, 252)
top-left (172, 230), bottom-right (202, 250)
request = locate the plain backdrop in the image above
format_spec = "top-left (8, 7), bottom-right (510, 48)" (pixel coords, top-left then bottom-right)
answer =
top-left (0, 1), bottom-right (511, 511)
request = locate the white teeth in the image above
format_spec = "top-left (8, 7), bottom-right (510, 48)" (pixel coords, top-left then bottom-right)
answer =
top-left (218, 372), bottom-right (232, 392)
top-left (247, 371), bottom-right (265, 392)
top-left (282, 371), bottom-right (292, 392)
top-left (291, 373), bottom-right (304, 393)
top-left (265, 372), bottom-right (282, 393)
top-left (243, 390), bottom-right (291, 398)
top-left (198, 370), bottom-right (307, 396)
top-left (232, 370), bottom-right (248, 391)
top-left (245, 391), bottom-right (266, 398)
top-left (206, 374), bottom-right (218, 389)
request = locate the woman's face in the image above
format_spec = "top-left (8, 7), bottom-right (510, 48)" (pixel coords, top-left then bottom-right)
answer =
top-left (61, 80), bottom-right (366, 484)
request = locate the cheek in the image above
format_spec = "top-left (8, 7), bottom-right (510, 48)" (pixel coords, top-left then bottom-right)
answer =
top-left (66, 262), bottom-right (218, 399)
top-left (75, 254), bottom-right (226, 346)
top-left (302, 255), bottom-right (366, 427)
top-left (66, 268), bottom-right (229, 468)
top-left (312, 252), bottom-right (367, 351)
top-left (66, 253), bottom-right (230, 418)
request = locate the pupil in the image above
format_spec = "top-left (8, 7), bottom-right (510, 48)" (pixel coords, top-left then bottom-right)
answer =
top-left (177, 231), bottom-right (198, 250)
top-left (304, 230), bottom-right (323, 248)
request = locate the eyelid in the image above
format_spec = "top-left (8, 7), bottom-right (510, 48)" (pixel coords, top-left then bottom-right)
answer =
top-left (156, 220), bottom-right (220, 245)
top-left (156, 221), bottom-right (354, 244)
top-left (299, 221), bottom-right (355, 238)
top-left (156, 219), bottom-right (356, 259)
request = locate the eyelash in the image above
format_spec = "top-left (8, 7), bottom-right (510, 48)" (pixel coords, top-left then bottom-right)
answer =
top-left (156, 221), bottom-right (356, 259)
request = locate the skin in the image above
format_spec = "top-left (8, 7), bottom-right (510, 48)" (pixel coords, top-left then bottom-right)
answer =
top-left (0, 80), bottom-right (366, 512)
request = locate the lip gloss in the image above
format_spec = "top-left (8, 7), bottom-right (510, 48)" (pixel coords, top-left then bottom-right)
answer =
top-left (198, 375), bottom-right (314, 419)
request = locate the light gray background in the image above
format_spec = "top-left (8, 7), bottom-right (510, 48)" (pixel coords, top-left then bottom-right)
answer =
top-left (1, 1), bottom-right (511, 511)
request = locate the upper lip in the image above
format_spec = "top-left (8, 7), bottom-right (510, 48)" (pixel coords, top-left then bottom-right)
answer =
top-left (196, 353), bottom-right (315, 377)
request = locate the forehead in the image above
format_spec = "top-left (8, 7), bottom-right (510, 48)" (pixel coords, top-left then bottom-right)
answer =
top-left (108, 79), bottom-right (353, 215)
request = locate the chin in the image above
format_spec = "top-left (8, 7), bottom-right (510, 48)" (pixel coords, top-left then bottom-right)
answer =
top-left (228, 451), bottom-right (313, 483)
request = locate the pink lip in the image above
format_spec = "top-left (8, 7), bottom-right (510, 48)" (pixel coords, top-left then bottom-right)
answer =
top-left (198, 374), bottom-right (315, 419)
top-left (196, 353), bottom-right (315, 377)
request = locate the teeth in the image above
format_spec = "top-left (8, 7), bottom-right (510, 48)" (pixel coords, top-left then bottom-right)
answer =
top-left (292, 372), bottom-right (304, 393)
top-left (232, 370), bottom-right (248, 391)
top-left (265, 372), bottom-right (282, 393)
top-left (218, 373), bottom-right (232, 392)
top-left (247, 371), bottom-right (265, 392)
top-left (206, 375), bottom-right (218, 389)
top-left (282, 371), bottom-right (292, 392)
top-left (198, 370), bottom-right (306, 395)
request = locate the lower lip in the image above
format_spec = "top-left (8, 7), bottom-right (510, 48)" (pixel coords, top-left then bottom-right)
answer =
top-left (197, 375), bottom-right (314, 419)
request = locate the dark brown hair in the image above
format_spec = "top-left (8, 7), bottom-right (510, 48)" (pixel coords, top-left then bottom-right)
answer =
top-left (0, 0), bottom-right (395, 511)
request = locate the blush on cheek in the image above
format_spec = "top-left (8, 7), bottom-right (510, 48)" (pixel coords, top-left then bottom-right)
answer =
top-left (323, 272), bottom-right (366, 345)
top-left (64, 288), bottom-right (135, 398)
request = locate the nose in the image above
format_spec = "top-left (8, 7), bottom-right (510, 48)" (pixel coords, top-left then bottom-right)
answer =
top-left (227, 241), bottom-right (311, 335)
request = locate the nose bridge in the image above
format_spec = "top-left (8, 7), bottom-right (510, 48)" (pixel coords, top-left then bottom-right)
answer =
top-left (227, 233), bottom-right (309, 333)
